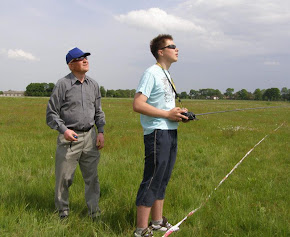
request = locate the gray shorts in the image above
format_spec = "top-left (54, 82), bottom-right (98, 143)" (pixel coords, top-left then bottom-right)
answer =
top-left (136, 129), bottom-right (177, 207)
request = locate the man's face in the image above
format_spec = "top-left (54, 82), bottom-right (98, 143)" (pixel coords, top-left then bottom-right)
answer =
top-left (69, 56), bottom-right (89, 73)
top-left (160, 39), bottom-right (179, 63)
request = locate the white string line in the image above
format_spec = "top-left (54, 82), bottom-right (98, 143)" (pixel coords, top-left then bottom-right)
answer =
top-left (162, 122), bottom-right (285, 237)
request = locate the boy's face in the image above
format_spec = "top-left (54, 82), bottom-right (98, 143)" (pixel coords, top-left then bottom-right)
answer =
top-left (159, 39), bottom-right (179, 63)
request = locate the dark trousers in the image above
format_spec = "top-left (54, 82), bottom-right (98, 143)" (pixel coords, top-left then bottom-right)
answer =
top-left (136, 129), bottom-right (177, 207)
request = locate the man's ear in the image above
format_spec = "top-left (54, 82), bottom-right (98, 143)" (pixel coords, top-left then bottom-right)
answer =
top-left (157, 49), bottom-right (163, 58)
top-left (68, 63), bottom-right (73, 71)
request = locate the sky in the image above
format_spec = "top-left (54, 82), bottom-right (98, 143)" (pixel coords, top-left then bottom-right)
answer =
top-left (0, 0), bottom-right (289, 94)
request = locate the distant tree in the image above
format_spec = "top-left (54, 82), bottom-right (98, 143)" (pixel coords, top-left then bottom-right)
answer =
top-left (286, 89), bottom-right (290, 101)
top-left (189, 89), bottom-right (198, 99)
top-left (180, 91), bottom-right (188, 99)
top-left (248, 92), bottom-right (254, 100)
top-left (46, 83), bottom-right (55, 96)
top-left (287, 89), bottom-right (290, 101)
top-left (281, 87), bottom-right (290, 101)
top-left (253, 88), bottom-right (263, 100)
top-left (106, 89), bottom-right (115, 97)
top-left (263, 88), bottom-right (281, 101)
top-left (123, 89), bottom-right (131, 98)
top-left (80, 87), bottom-right (290, 100)
top-left (236, 89), bottom-right (249, 100)
top-left (125, 89), bottom-right (131, 98)
top-left (214, 89), bottom-right (223, 98)
top-left (0, 91), bottom-right (3, 95)
top-left (100, 86), bottom-right (106, 97)
top-left (197, 88), bottom-right (219, 99)
top-left (25, 83), bottom-right (55, 97)
top-left (102, 89), bottom-right (136, 98)
top-left (224, 88), bottom-right (234, 99)
top-left (198, 89), bottom-right (207, 99)
top-left (130, 89), bottom-right (136, 98)
top-left (114, 90), bottom-right (122, 98)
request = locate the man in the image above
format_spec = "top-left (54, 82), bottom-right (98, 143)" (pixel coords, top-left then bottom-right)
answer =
top-left (133, 35), bottom-right (189, 237)
top-left (46, 47), bottom-right (106, 220)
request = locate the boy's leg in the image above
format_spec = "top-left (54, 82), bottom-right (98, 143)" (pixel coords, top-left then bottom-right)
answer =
top-left (151, 199), bottom-right (164, 221)
top-left (136, 205), bottom-right (152, 228)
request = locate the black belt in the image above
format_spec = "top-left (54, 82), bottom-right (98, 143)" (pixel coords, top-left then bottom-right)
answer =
top-left (68, 126), bottom-right (93, 132)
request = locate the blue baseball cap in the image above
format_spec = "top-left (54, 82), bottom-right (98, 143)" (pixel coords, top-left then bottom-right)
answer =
top-left (66, 47), bottom-right (91, 64)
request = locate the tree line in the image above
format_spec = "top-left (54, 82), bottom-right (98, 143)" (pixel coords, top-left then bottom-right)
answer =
top-left (7, 83), bottom-right (289, 101)
top-left (23, 83), bottom-right (137, 98)
top-left (100, 87), bottom-right (136, 98)
top-left (101, 86), bottom-right (290, 101)
top-left (182, 87), bottom-right (290, 101)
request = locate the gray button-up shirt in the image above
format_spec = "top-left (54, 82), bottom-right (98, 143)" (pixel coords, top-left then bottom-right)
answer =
top-left (46, 73), bottom-right (105, 134)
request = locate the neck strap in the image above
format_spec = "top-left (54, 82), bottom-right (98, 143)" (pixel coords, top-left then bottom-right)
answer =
top-left (156, 63), bottom-right (183, 107)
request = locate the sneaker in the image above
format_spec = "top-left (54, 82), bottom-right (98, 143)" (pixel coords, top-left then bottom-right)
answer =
top-left (59, 214), bottom-right (68, 220)
top-left (149, 216), bottom-right (173, 232)
top-left (133, 227), bottom-right (154, 237)
top-left (59, 210), bottom-right (69, 220)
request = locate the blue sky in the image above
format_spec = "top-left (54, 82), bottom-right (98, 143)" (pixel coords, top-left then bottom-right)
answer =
top-left (0, 0), bottom-right (289, 93)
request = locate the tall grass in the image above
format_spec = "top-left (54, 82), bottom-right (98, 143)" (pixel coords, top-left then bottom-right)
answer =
top-left (0, 97), bottom-right (289, 236)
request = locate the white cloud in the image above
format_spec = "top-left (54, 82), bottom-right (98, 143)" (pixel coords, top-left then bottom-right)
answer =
top-left (115, 8), bottom-right (206, 33)
top-left (7, 49), bottom-right (39, 61)
top-left (174, 0), bottom-right (290, 55)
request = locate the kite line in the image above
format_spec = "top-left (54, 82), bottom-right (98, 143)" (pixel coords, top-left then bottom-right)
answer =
top-left (162, 122), bottom-right (285, 237)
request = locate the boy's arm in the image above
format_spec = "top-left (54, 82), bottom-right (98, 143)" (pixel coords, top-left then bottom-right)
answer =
top-left (133, 92), bottom-right (188, 122)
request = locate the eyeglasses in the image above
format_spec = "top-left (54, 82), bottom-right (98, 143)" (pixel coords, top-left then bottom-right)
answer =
top-left (160, 44), bottom-right (177, 50)
top-left (70, 56), bottom-right (87, 63)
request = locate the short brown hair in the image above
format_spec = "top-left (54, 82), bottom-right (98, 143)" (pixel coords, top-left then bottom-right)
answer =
top-left (150, 34), bottom-right (173, 59)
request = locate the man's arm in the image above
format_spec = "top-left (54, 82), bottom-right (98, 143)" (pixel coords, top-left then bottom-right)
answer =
top-left (94, 84), bottom-right (106, 133)
top-left (94, 83), bottom-right (105, 149)
top-left (133, 92), bottom-right (188, 122)
top-left (46, 85), bottom-right (67, 134)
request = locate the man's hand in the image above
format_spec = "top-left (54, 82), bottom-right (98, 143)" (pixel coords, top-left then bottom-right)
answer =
top-left (64, 129), bottom-right (78, 141)
top-left (96, 133), bottom-right (104, 150)
top-left (167, 107), bottom-right (189, 122)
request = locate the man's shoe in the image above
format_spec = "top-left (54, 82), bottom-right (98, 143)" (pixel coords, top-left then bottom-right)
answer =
top-left (133, 227), bottom-right (154, 237)
top-left (89, 214), bottom-right (100, 222)
top-left (89, 211), bottom-right (101, 221)
top-left (149, 216), bottom-right (173, 232)
top-left (59, 214), bottom-right (68, 220)
top-left (59, 210), bottom-right (69, 220)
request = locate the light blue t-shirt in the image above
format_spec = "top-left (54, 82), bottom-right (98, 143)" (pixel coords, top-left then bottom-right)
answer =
top-left (136, 64), bottom-right (178, 135)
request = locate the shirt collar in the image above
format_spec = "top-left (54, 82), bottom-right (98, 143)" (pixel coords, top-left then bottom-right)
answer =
top-left (69, 72), bottom-right (88, 85)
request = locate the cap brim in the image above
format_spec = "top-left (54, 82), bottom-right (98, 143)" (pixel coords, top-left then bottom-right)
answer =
top-left (67, 52), bottom-right (91, 64)
top-left (83, 52), bottom-right (91, 57)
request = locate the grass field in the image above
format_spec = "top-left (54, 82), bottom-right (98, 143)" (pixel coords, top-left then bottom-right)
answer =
top-left (0, 97), bottom-right (289, 237)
